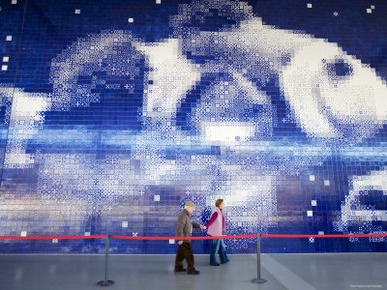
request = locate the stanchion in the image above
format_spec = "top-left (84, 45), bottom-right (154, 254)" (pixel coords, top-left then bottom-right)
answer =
top-left (251, 233), bottom-right (267, 284)
top-left (97, 234), bottom-right (114, 287)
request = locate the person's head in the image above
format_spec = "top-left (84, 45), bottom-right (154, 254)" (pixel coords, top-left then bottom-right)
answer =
top-left (185, 201), bottom-right (195, 213)
top-left (215, 199), bottom-right (224, 209)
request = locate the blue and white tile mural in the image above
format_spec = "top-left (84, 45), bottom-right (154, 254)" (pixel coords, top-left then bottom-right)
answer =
top-left (0, 0), bottom-right (386, 253)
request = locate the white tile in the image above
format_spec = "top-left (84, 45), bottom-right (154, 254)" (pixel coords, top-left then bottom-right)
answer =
top-left (20, 231), bottom-right (27, 237)
top-left (122, 221), bottom-right (128, 228)
top-left (309, 175), bottom-right (315, 182)
top-left (11, 0), bottom-right (17, 4)
top-left (128, 18), bottom-right (134, 23)
top-left (169, 239), bottom-right (175, 244)
top-left (366, 8), bottom-right (372, 14)
top-left (311, 200), bottom-right (317, 206)
top-left (324, 180), bottom-right (330, 186)
top-left (1, 65), bottom-right (8, 71)
top-left (84, 232), bottom-right (90, 236)
top-left (154, 195), bottom-right (160, 201)
top-left (6, 35), bottom-right (12, 41)
top-left (307, 210), bottom-right (313, 217)
top-left (75, 9), bottom-right (81, 14)
top-left (52, 239), bottom-right (58, 243)
top-left (307, 3), bottom-right (312, 8)
top-left (3, 56), bottom-right (9, 62)
top-left (156, 0), bottom-right (161, 4)
top-left (370, 5), bottom-right (375, 9)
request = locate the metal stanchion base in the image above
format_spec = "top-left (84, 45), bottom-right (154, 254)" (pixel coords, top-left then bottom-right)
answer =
top-left (251, 278), bottom-right (267, 284)
top-left (97, 280), bottom-right (114, 287)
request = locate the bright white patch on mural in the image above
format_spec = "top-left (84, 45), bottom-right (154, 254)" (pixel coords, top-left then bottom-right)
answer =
top-left (135, 39), bottom-right (201, 119)
top-left (281, 40), bottom-right (387, 140)
top-left (202, 122), bottom-right (255, 143)
top-left (0, 87), bottom-right (50, 168)
top-left (340, 170), bottom-right (387, 228)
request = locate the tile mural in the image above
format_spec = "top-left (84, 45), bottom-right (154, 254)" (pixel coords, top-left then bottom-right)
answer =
top-left (0, 0), bottom-right (386, 253)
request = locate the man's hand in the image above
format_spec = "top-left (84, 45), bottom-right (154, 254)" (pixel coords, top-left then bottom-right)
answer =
top-left (178, 241), bottom-right (183, 245)
top-left (200, 225), bottom-right (206, 230)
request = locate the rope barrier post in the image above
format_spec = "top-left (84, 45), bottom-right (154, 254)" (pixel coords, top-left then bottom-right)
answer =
top-left (251, 233), bottom-right (267, 284)
top-left (97, 234), bottom-right (114, 287)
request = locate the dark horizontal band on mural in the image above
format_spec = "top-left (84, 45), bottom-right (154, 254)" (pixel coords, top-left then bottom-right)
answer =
top-left (1, 233), bottom-right (387, 240)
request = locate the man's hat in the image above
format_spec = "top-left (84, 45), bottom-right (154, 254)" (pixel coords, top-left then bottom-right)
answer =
top-left (185, 201), bottom-right (195, 207)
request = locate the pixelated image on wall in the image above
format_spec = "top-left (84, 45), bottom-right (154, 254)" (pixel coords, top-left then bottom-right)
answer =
top-left (0, 0), bottom-right (386, 253)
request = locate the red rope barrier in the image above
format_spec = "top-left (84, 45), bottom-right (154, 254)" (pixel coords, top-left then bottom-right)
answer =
top-left (261, 233), bottom-right (387, 238)
top-left (110, 234), bottom-right (256, 240)
top-left (0, 233), bottom-right (386, 240)
top-left (0, 235), bottom-right (106, 240)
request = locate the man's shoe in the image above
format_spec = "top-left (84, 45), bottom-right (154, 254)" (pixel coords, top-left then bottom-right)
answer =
top-left (174, 268), bottom-right (186, 272)
top-left (210, 263), bottom-right (220, 266)
top-left (187, 270), bottom-right (200, 275)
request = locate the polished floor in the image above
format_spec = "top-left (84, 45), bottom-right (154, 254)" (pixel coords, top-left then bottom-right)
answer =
top-left (0, 253), bottom-right (386, 290)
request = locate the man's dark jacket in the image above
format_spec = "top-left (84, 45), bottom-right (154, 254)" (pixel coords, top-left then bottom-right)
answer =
top-left (176, 209), bottom-right (200, 243)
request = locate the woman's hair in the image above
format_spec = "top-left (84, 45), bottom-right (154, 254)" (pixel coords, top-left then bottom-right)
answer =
top-left (215, 199), bottom-right (224, 208)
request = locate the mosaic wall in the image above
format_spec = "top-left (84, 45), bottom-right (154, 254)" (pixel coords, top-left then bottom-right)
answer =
top-left (0, 0), bottom-right (386, 254)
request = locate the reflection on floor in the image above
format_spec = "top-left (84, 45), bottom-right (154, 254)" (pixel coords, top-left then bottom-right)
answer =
top-left (0, 253), bottom-right (385, 290)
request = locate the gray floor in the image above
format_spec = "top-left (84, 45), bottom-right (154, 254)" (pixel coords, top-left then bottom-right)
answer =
top-left (0, 253), bottom-right (386, 290)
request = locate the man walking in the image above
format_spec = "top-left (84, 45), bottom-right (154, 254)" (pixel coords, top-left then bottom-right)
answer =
top-left (175, 201), bottom-right (206, 275)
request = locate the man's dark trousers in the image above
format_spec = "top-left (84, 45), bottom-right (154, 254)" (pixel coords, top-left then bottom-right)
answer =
top-left (175, 242), bottom-right (195, 273)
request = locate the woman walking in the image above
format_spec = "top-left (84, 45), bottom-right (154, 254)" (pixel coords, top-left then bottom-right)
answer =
top-left (206, 199), bottom-right (229, 266)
